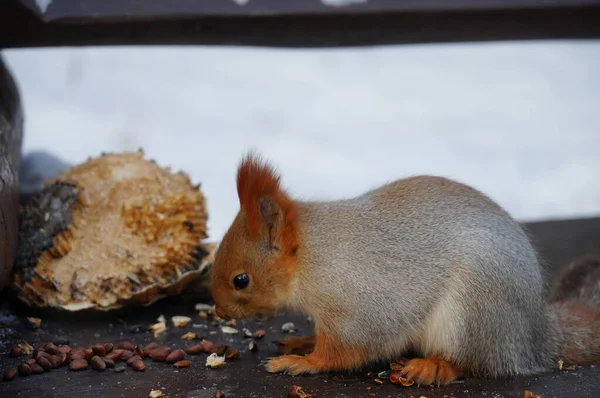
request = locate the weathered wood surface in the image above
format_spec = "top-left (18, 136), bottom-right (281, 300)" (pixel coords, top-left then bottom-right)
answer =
top-left (0, 217), bottom-right (599, 397)
top-left (1, 0), bottom-right (600, 48)
top-left (0, 55), bottom-right (23, 292)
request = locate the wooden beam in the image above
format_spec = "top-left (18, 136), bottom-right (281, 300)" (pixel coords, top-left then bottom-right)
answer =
top-left (1, 0), bottom-right (600, 48)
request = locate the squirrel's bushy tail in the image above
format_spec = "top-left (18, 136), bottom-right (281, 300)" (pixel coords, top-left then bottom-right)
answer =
top-left (548, 255), bottom-right (600, 366)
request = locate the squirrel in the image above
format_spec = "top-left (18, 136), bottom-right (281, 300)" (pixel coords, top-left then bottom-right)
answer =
top-left (209, 152), bottom-right (600, 386)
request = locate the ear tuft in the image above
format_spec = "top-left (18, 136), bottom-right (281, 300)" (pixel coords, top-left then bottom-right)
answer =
top-left (236, 152), bottom-right (298, 253)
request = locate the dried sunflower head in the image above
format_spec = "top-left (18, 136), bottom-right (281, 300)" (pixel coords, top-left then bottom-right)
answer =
top-left (12, 150), bottom-right (214, 311)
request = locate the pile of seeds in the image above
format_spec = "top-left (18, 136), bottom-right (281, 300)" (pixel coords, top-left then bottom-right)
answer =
top-left (2, 336), bottom-right (252, 382)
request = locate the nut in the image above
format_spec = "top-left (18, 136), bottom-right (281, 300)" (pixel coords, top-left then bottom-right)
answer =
top-left (58, 345), bottom-right (71, 354)
top-left (10, 347), bottom-right (23, 357)
top-left (252, 330), bottom-right (265, 339)
top-left (44, 343), bottom-right (59, 355)
top-left (150, 347), bottom-right (172, 362)
top-left (185, 344), bottom-right (206, 355)
top-left (143, 343), bottom-right (159, 357)
top-left (106, 352), bottom-right (120, 361)
top-left (135, 345), bottom-right (145, 356)
top-left (120, 350), bottom-right (135, 361)
top-left (127, 355), bottom-right (143, 367)
top-left (102, 357), bottom-right (115, 368)
top-left (165, 350), bottom-right (185, 364)
top-left (36, 357), bottom-right (52, 372)
top-left (173, 360), bottom-right (192, 368)
top-left (3, 368), bottom-right (17, 381)
top-left (104, 343), bottom-right (114, 354)
top-left (59, 352), bottom-right (68, 365)
top-left (29, 363), bottom-right (44, 374)
top-left (118, 341), bottom-right (135, 351)
top-left (50, 355), bottom-right (63, 368)
top-left (70, 350), bottom-right (86, 360)
top-left (131, 360), bottom-right (145, 371)
top-left (18, 363), bottom-right (31, 377)
top-left (69, 359), bottom-right (88, 371)
top-left (288, 385), bottom-right (312, 398)
top-left (211, 343), bottom-right (229, 356)
top-left (92, 344), bottom-right (106, 357)
top-left (225, 348), bottom-right (241, 360)
top-left (84, 348), bottom-right (94, 361)
top-left (91, 356), bottom-right (106, 371)
top-left (389, 370), bottom-right (414, 386)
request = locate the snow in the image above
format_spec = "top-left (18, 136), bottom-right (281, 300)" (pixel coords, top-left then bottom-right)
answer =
top-left (4, 41), bottom-right (600, 240)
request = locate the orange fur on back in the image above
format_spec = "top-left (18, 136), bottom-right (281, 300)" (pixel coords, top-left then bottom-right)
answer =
top-left (236, 153), bottom-right (299, 254)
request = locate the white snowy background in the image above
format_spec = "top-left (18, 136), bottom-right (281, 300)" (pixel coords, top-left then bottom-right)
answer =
top-left (4, 40), bottom-right (600, 240)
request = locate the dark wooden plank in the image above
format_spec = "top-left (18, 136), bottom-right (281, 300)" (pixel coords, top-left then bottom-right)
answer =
top-left (1, 0), bottom-right (600, 48)
top-left (1, 217), bottom-right (599, 397)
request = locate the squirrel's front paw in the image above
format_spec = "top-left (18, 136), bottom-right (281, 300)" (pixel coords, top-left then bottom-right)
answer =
top-left (265, 355), bottom-right (321, 376)
top-left (400, 357), bottom-right (461, 386)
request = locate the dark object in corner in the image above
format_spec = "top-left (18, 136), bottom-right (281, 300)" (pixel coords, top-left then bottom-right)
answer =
top-left (0, 54), bottom-right (24, 292)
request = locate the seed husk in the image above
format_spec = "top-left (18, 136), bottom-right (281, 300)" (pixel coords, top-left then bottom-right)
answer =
top-left (18, 363), bottom-right (31, 377)
top-left (248, 342), bottom-right (258, 352)
top-left (18, 342), bottom-right (34, 355)
top-left (29, 363), bottom-right (44, 374)
top-left (220, 326), bottom-right (238, 335)
top-left (150, 347), bottom-right (172, 362)
top-left (213, 392), bottom-right (225, 398)
top-left (288, 385), bottom-right (312, 398)
top-left (114, 365), bottom-right (126, 373)
top-left (127, 355), bottom-right (143, 367)
top-left (25, 359), bottom-right (37, 365)
top-left (389, 370), bottom-right (414, 386)
top-left (92, 344), bottom-right (106, 357)
top-left (173, 360), bottom-right (192, 368)
top-left (69, 359), bottom-right (88, 371)
top-left (129, 324), bottom-right (146, 333)
top-left (281, 323), bottom-right (297, 333)
top-left (131, 360), bottom-right (145, 371)
top-left (10, 347), bottom-right (23, 357)
top-left (118, 341), bottom-right (135, 351)
top-left (3, 368), bottom-right (17, 381)
top-left (165, 350), bottom-right (185, 364)
top-left (91, 356), bottom-right (106, 371)
top-left (102, 357), bottom-right (115, 368)
top-left (181, 332), bottom-right (197, 340)
top-left (205, 353), bottom-right (225, 369)
top-left (120, 350), bottom-right (134, 361)
top-left (36, 357), bottom-right (52, 372)
top-left (50, 355), bottom-right (62, 368)
top-left (26, 317), bottom-right (42, 329)
top-left (252, 330), bottom-right (265, 339)
top-left (172, 315), bottom-right (192, 328)
top-left (225, 348), bottom-right (241, 360)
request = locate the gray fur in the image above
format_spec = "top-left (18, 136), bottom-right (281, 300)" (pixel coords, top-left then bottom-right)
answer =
top-left (287, 175), bottom-right (567, 377)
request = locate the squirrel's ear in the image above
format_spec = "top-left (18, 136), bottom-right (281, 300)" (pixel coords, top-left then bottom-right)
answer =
top-left (236, 153), bottom-right (298, 254)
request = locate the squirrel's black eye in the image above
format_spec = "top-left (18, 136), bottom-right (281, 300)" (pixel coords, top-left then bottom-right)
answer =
top-left (233, 273), bottom-right (250, 290)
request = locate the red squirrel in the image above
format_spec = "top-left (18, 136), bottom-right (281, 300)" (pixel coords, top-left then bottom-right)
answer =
top-left (209, 152), bottom-right (600, 386)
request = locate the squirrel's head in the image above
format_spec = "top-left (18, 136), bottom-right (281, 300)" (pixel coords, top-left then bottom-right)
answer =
top-left (210, 153), bottom-right (299, 320)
